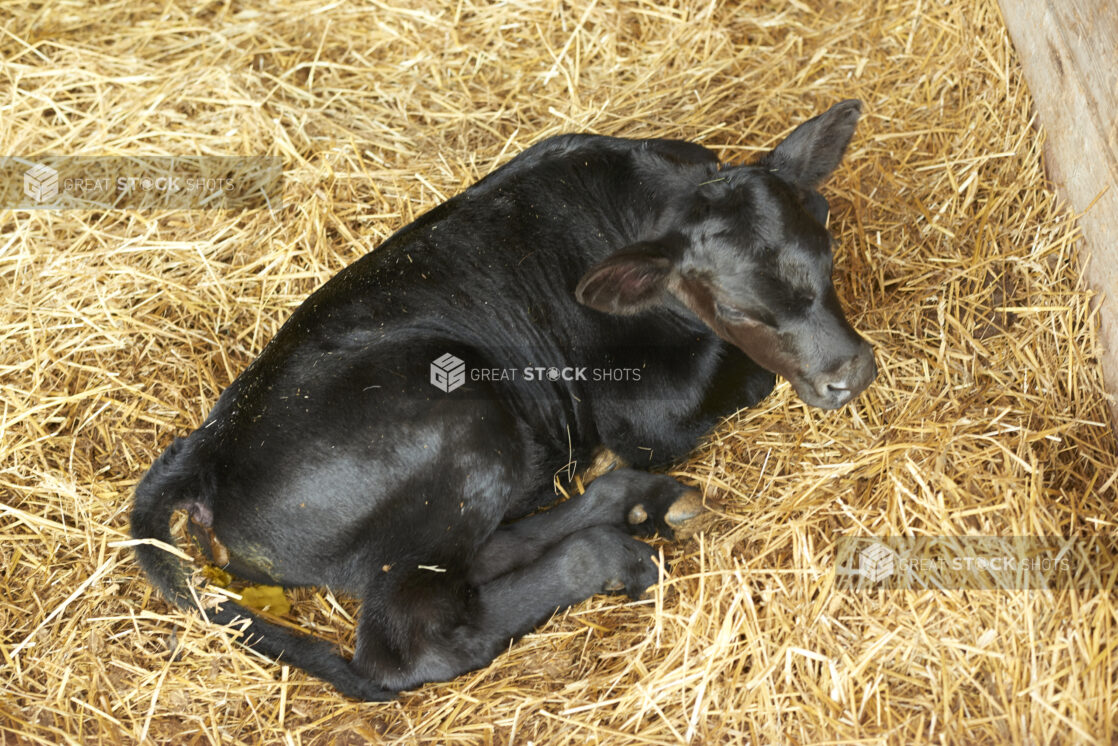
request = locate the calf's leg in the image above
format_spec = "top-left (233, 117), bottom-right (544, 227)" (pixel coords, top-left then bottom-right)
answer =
top-left (353, 524), bottom-right (660, 692)
top-left (471, 468), bottom-right (704, 584)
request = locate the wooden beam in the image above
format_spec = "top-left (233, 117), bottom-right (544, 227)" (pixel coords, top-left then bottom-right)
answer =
top-left (998, 0), bottom-right (1118, 426)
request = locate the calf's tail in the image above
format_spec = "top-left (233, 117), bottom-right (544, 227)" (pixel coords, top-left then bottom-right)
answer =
top-left (130, 436), bottom-right (394, 701)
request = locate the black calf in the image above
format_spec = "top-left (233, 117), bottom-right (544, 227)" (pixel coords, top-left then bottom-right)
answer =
top-left (131, 100), bottom-right (875, 700)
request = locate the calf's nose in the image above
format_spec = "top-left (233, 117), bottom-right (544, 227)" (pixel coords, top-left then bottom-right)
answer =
top-left (813, 341), bottom-right (877, 408)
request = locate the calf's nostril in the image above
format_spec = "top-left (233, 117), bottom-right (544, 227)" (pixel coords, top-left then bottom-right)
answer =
top-left (815, 378), bottom-right (857, 407)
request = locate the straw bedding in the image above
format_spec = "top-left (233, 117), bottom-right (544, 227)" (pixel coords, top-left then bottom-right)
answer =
top-left (3, 0), bottom-right (1116, 743)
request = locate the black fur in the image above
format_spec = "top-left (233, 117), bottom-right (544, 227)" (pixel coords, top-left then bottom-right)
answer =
top-left (131, 100), bottom-right (875, 700)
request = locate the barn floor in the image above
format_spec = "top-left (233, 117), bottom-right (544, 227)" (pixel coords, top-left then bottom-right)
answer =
top-left (2, 0), bottom-right (1117, 743)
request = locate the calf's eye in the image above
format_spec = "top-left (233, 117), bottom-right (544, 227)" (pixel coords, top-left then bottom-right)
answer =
top-left (715, 303), bottom-right (751, 322)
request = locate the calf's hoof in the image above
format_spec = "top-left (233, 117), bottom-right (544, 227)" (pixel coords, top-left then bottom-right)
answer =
top-left (582, 447), bottom-right (628, 483)
top-left (626, 504), bottom-right (649, 525)
top-left (664, 489), bottom-right (703, 530)
top-left (624, 482), bottom-right (707, 539)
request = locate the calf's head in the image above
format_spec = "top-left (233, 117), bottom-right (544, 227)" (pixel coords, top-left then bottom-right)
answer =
top-left (577, 100), bottom-right (876, 409)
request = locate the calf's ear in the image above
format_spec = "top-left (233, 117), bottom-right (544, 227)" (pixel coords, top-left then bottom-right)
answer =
top-left (575, 242), bottom-right (673, 315)
top-left (759, 99), bottom-right (861, 189)
top-left (803, 189), bottom-right (830, 226)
